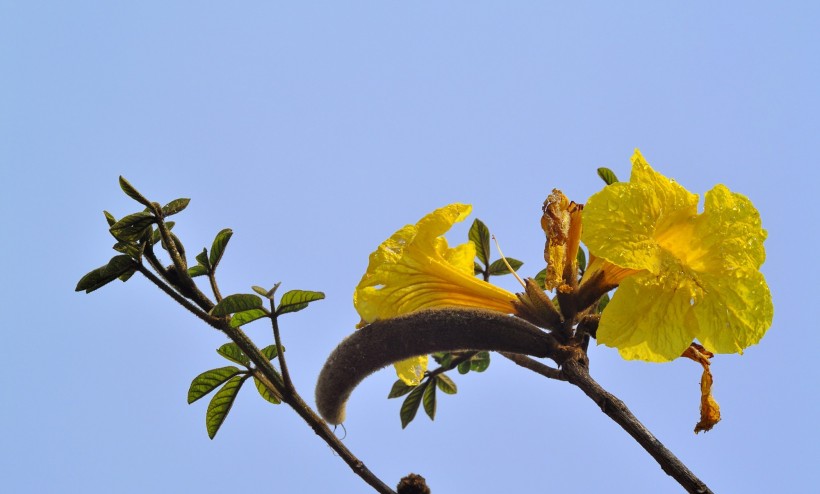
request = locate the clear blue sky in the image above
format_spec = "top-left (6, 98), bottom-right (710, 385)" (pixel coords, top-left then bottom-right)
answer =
top-left (2, 2), bottom-right (817, 492)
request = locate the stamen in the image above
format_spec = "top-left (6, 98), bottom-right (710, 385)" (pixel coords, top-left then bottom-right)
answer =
top-left (492, 235), bottom-right (526, 289)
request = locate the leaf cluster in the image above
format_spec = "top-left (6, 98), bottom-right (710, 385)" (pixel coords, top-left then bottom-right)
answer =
top-left (188, 343), bottom-right (283, 438)
top-left (388, 351), bottom-right (491, 428)
top-left (76, 177), bottom-right (326, 440)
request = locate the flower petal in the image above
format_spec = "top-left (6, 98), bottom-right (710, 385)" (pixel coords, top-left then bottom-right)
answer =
top-left (629, 150), bottom-right (700, 237)
top-left (693, 268), bottom-right (773, 355)
top-left (586, 150), bottom-right (773, 361)
top-left (689, 184), bottom-right (768, 273)
top-left (394, 355), bottom-right (428, 386)
top-left (582, 150), bottom-right (698, 274)
top-left (354, 204), bottom-right (521, 385)
top-left (596, 272), bottom-right (698, 362)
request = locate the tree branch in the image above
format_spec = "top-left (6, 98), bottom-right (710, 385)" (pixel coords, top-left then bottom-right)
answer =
top-left (136, 264), bottom-right (217, 328)
top-left (501, 352), bottom-right (566, 381)
top-left (560, 359), bottom-right (713, 494)
top-left (217, 321), bottom-right (396, 494)
top-left (138, 262), bottom-right (394, 493)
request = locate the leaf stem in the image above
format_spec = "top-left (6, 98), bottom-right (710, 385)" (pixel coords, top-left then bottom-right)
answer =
top-left (270, 310), bottom-right (294, 394)
top-left (208, 271), bottom-right (223, 302)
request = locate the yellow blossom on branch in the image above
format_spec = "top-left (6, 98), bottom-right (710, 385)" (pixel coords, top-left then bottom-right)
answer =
top-left (582, 150), bottom-right (773, 362)
top-left (354, 204), bottom-right (519, 385)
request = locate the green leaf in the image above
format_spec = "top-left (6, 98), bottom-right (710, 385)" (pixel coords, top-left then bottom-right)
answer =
top-left (488, 258), bottom-right (524, 276)
top-left (118, 176), bottom-right (152, 207)
top-left (161, 198), bottom-right (190, 217)
top-left (474, 262), bottom-right (484, 276)
top-left (457, 360), bottom-right (471, 375)
top-left (113, 241), bottom-right (142, 259)
top-left (188, 366), bottom-right (241, 404)
top-left (468, 219), bottom-right (491, 267)
top-left (109, 212), bottom-right (155, 242)
top-left (533, 268), bottom-right (547, 290)
top-left (160, 232), bottom-right (186, 260)
top-left (253, 376), bottom-right (282, 405)
top-left (431, 352), bottom-right (453, 368)
top-left (210, 294), bottom-right (263, 317)
top-left (103, 210), bottom-right (117, 227)
top-left (577, 248), bottom-right (587, 274)
top-left (597, 292), bottom-right (611, 314)
top-left (388, 379), bottom-right (415, 399)
top-left (252, 285), bottom-right (269, 297)
top-left (75, 255), bottom-right (136, 293)
top-left (435, 374), bottom-right (458, 395)
top-left (400, 382), bottom-right (427, 429)
top-left (229, 308), bottom-right (270, 328)
top-left (260, 345), bottom-right (279, 360)
top-left (597, 167), bottom-right (620, 185)
top-left (206, 375), bottom-right (247, 439)
top-left (188, 265), bottom-right (208, 277)
top-left (209, 228), bottom-right (233, 269)
top-left (217, 343), bottom-right (250, 366)
top-left (470, 351), bottom-right (491, 372)
top-left (195, 249), bottom-right (211, 271)
top-left (267, 282), bottom-right (282, 298)
top-left (423, 380), bottom-right (437, 420)
top-left (118, 266), bottom-right (137, 282)
top-left (276, 290), bottom-right (325, 315)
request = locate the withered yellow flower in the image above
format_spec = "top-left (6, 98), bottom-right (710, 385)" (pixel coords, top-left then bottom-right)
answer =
top-left (354, 204), bottom-right (518, 384)
top-left (541, 189), bottom-right (583, 293)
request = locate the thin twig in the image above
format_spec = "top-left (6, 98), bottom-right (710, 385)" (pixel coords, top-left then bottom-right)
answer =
top-left (208, 271), bottom-right (223, 302)
top-left (501, 352), bottom-right (566, 381)
top-left (143, 243), bottom-right (170, 281)
top-left (138, 258), bottom-right (394, 491)
top-left (270, 312), bottom-right (295, 394)
top-left (152, 213), bottom-right (214, 311)
top-left (426, 351), bottom-right (478, 378)
top-left (561, 359), bottom-right (713, 494)
top-left (136, 264), bottom-right (218, 328)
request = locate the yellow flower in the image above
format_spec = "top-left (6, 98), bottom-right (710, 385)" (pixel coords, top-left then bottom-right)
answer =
top-left (582, 150), bottom-right (773, 362)
top-left (354, 203), bottom-right (519, 384)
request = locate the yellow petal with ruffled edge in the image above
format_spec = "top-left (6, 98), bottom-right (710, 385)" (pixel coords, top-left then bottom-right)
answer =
top-left (584, 150), bottom-right (773, 362)
top-left (583, 150), bottom-right (699, 274)
top-left (596, 269), bottom-right (700, 361)
top-left (354, 203), bottom-right (519, 384)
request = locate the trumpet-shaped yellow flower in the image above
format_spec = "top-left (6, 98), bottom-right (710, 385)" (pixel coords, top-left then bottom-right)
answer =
top-left (582, 150), bottom-right (773, 362)
top-left (354, 203), bottom-right (519, 384)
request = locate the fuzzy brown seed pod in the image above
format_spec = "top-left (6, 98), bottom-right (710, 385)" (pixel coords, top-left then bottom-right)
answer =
top-left (315, 307), bottom-right (559, 425)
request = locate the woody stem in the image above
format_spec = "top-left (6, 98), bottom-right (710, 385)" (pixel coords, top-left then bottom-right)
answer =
top-left (560, 359), bottom-right (713, 494)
